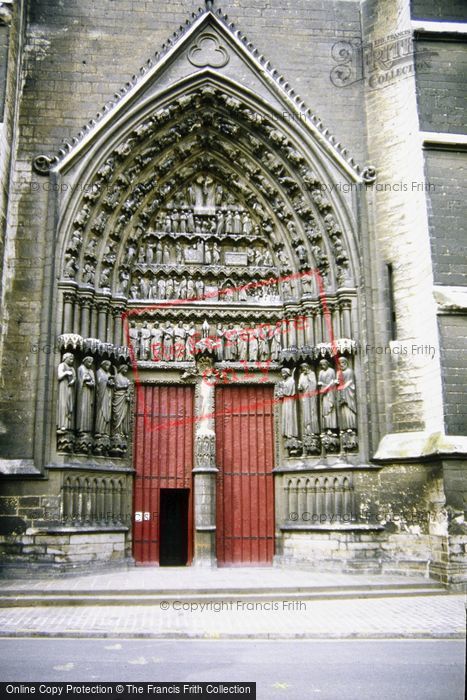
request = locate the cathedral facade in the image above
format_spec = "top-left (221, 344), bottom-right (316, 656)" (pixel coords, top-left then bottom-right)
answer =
top-left (0, 0), bottom-right (465, 584)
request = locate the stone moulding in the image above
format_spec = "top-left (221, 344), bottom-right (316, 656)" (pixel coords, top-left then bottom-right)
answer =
top-left (31, 8), bottom-right (374, 183)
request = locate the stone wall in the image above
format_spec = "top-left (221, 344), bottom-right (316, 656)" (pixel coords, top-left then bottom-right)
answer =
top-left (361, 0), bottom-right (445, 441)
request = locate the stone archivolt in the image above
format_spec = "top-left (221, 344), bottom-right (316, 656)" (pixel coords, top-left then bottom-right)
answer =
top-left (59, 86), bottom-right (355, 317)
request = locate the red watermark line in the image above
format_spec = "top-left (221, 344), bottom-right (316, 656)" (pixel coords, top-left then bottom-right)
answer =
top-left (122, 268), bottom-right (345, 434)
top-left (135, 383), bottom-right (347, 434)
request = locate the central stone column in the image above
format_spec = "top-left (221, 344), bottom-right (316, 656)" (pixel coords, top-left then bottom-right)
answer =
top-left (192, 358), bottom-right (218, 567)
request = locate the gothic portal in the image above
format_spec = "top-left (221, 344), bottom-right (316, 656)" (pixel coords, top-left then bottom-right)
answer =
top-left (2, 2), bottom-right (463, 580)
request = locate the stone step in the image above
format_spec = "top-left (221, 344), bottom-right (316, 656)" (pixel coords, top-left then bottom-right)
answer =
top-left (0, 583), bottom-right (448, 607)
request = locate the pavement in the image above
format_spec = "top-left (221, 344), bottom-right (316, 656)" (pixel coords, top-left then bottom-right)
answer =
top-left (0, 566), bottom-right (465, 640)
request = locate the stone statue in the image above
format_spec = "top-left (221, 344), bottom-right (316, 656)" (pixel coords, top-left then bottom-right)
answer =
top-left (318, 359), bottom-right (338, 430)
top-left (270, 325), bottom-right (282, 361)
top-left (215, 323), bottom-right (224, 361)
top-left (173, 322), bottom-right (187, 361)
top-left (248, 328), bottom-right (259, 362)
top-left (297, 363), bottom-right (319, 435)
top-left (95, 360), bottom-right (114, 437)
top-left (57, 353), bottom-right (76, 432)
top-left (275, 367), bottom-right (298, 438)
top-left (111, 365), bottom-right (131, 441)
top-left (163, 321), bottom-right (174, 361)
top-left (337, 357), bottom-right (357, 430)
top-left (76, 356), bottom-right (95, 434)
top-left (224, 323), bottom-right (238, 361)
top-left (212, 242), bottom-right (221, 264)
top-left (139, 321), bottom-right (151, 360)
top-left (185, 322), bottom-right (196, 361)
top-left (237, 323), bottom-right (248, 362)
top-left (150, 321), bottom-right (163, 361)
top-left (258, 327), bottom-right (270, 361)
top-left (128, 320), bottom-right (139, 358)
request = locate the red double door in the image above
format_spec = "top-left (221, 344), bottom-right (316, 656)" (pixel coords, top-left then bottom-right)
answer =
top-left (133, 384), bottom-right (275, 565)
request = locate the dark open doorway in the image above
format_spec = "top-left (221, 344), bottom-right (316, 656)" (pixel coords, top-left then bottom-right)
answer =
top-left (159, 489), bottom-right (190, 566)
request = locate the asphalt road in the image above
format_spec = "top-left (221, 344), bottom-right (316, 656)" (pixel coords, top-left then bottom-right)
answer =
top-left (0, 639), bottom-right (464, 700)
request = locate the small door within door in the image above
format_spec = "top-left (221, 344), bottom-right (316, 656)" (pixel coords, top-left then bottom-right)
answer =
top-left (159, 489), bottom-right (189, 566)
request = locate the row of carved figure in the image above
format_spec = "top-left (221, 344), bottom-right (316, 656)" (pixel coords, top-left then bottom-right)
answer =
top-left (152, 206), bottom-right (257, 236)
top-left (125, 274), bottom-right (282, 302)
top-left (57, 354), bottom-right (132, 456)
top-left (275, 359), bottom-right (358, 456)
top-left (129, 319), bottom-right (284, 363)
top-left (129, 239), bottom-right (275, 268)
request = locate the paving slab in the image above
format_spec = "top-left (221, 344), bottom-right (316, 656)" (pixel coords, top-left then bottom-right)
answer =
top-left (0, 594), bottom-right (464, 640)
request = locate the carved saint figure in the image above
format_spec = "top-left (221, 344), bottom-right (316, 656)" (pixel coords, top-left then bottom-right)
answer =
top-left (275, 367), bottom-right (298, 438)
top-left (270, 325), bottom-right (282, 361)
top-left (318, 359), bottom-right (338, 430)
top-left (185, 322), bottom-right (196, 360)
top-left (297, 363), bottom-right (319, 435)
top-left (76, 356), bottom-right (95, 433)
top-left (248, 328), bottom-right (259, 362)
top-left (212, 242), bottom-right (221, 264)
top-left (215, 324), bottom-right (224, 361)
top-left (224, 323), bottom-right (238, 361)
top-left (337, 357), bottom-right (357, 430)
top-left (237, 323), bottom-right (248, 362)
top-left (128, 320), bottom-right (140, 358)
top-left (258, 326), bottom-right (270, 361)
top-left (111, 365), bottom-right (131, 438)
top-left (95, 360), bottom-right (114, 436)
top-left (140, 321), bottom-right (151, 360)
top-left (57, 353), bottom-right (76, 431)
top-left (163, 321), bottom-right (174, 361)
top-left (174, 322), bottom-right (186, 361)
top-left (150, 321), bottom-right (163, 361)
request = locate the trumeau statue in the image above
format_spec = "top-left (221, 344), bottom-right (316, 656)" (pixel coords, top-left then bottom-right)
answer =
top-left (57, 353), bottom-right (76, 431)
top-left (76, 356), bottom-right (96, 434)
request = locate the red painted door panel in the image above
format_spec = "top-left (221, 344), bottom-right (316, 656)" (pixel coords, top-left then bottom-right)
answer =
top-left (133, 384), bottom-right (194, 564)
top-left (216, 385), bottom-right (275, 565)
